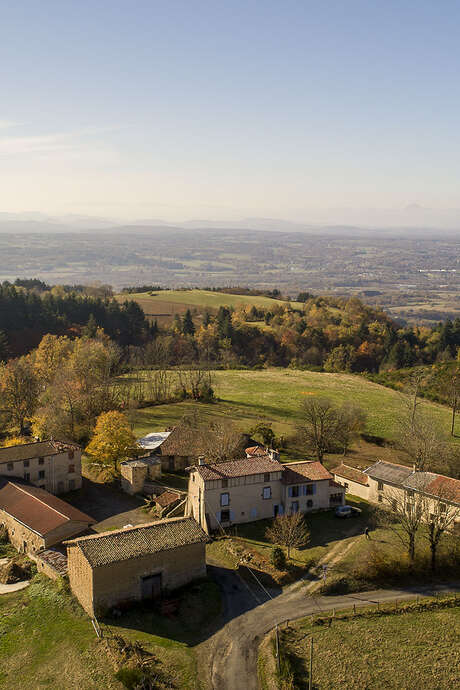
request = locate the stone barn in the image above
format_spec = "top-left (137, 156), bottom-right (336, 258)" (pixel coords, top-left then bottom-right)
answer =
top-left (66, 516), bottom-right (209, 617)
top-left (0, 477), bottom-right (94, 555)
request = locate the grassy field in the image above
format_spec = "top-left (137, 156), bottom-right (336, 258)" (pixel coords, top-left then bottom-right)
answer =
top-left (0, 575), bottom-right (221, 690)
top-left (117, 289), bottom-right (302, 324)
top-left (132, 368), bottom-right (457, 465)
top-left (260, 597), bottom-right (460, 689)
top-left (225, 495), bottom-right (371, 569)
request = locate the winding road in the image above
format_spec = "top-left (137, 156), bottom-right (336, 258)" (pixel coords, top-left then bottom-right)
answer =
top-left (200, 566), bottom-right (459, 690)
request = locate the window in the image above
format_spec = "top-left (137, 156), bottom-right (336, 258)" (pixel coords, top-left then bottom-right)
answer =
top-left (262, 486), bottom-right (271, 499)
top-left (291, 501), bottom-right (299, 513)
top-left (221, 479), bottom-right (228, 488)
top-left (288, 486), bottom-right (299, 498)
top-left (38, 457), bottom-right (44, 465)
top-left (391, 499), bottom-right (397, 511)
top-left (38, 470), bottom-right (45, 480)
top-left (68, 464), bottom-right (75, 474)
top-left (68, 450), bottom-right (74, 460)
top-left (307, 499), bottom-right (313, 508)
top-left (7, 463), bottom-right (13, 472)
top-left (439, 503), bottom-right (447, 513)
top-left (406, 489), bottom-right (414, 497)
top-left (23, 460), bottom-right (30, 468)
top-left (264, 473), bottom-right (270, 482)
top-left (378, 494), bottom-right (383, 503)
top-left (305, 484), bottom-right (314, 495)
top-left (220, 510), bottom-right (230, 522)
top-left (69, 479), bottom-right (76, 491)
top-left (38, 484), bottom-right (45, 489)
top-left (377, 481), bottom-right (384, 491)
top-left (344, 482), bottom-right (349, 491)
top-left (220, 493), bottom-right (230, 507)
top-left (24, 472), bottom-right (30, 482)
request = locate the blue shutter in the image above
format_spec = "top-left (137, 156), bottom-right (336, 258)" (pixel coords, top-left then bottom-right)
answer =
top-left (312, 483), bottom-right (316, 494)
top-left (230, 510), bottom-right (235, 521)
top-left (302, 485), bottom-right (307, 496)
top-left (251, 507), bottom-right (258, 519)
top-left (288, 487), bottom-right (293, 497)
top-left (216, 512), bottom-right (221, 522)
top-left (279, 504), bottom-right (284, 515)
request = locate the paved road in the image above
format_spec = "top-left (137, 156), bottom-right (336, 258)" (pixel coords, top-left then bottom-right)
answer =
top-left (202, 567), bottom-right (459, 690)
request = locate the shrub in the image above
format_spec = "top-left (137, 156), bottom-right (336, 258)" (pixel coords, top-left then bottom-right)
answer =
top-left (0, 525), bottom-right (8, 544)
top-left (271, 546), bottom-right (287, 571)
top-left (114, 667), bottom-right (143, 689)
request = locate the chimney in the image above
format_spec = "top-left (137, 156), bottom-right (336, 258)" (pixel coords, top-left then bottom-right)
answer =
top-left (198, 456), bottom-right (205, 466)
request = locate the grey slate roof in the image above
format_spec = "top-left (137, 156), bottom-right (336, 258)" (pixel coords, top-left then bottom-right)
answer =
top-left (365, 461), bottom-right (413, 486)
top-left (66, 517), bottom-right (208, 567)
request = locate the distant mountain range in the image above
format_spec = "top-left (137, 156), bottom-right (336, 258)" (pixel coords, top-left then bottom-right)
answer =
top-left (0, 209), bottom-right (459, 235)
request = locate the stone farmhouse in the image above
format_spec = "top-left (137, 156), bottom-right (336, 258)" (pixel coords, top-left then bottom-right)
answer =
top-left (334, 460), bottom-right (460, 527)
top-left (0, 477), bottom-right (94, 555)
top-left (66, 517), bottom-right (208, 616)
top-left (187, 455), bottom-right (345, 533)
top-left (0, 439), bottom-right (82, 495)
top-left (149, 421), bottom-right (254, 472)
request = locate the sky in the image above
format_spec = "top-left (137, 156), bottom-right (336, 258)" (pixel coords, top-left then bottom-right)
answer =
top-left (2, 1), bottom-right (460, 225)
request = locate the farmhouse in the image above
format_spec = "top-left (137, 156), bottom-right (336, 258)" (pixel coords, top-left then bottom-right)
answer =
top-left (66, 517), bottom-right (208, 617)
top-left (0, 477), bottom-right (94, 554)
top-left (152, 421), bottom-right (252, 472)
top-left (334, 461), bottom-right (460, 527)
top-left (0, 439), bottom-right (82, 495)
top-left (187, 456), bottom-right (345, 533)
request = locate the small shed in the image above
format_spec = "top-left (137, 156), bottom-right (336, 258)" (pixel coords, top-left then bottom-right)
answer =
top-left (120, 456), bottom-right (162, 495)
top-left (66, 517), bottom-right (209, 616)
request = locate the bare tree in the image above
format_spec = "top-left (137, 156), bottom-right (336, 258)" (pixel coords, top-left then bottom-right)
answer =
top-left (201, 419), bottom-right (244, 464)
top-left (404, 369), bottom-right (429, 427)
top-left (177, 364), bottom-right (214, 401)
top-left (435, 364), bottom-right (460, 437)
top-left (336, 403), bottom-right (367, 455)
top-left (265, 512), bottom-right (310, 558)
top-left (378, 488), bottom-right (424, 562)
top-left (297, 397), bottom-right (340, 463)
top-left (420, 482), bottom-right (460, 571)
top-left (397, 408), bottom-right (449, 473)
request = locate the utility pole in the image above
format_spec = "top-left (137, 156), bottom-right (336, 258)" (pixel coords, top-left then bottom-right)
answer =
top-left (275, 624), bottom-right (280, 673)
top-left (309, 637), bottom-right (313, 690)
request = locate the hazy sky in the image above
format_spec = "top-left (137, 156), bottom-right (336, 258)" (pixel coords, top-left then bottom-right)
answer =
top-left (2, 1), bottom-right (460, 224)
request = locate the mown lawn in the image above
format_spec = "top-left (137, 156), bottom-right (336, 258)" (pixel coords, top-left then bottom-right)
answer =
top-left (267, 599), bottom-right (460, 689)
top-left (132, 368), bottom-right (457, 464)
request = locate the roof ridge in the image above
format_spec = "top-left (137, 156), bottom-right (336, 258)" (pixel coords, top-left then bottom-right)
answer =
top-left (66, 516), bottom-right (193, 544)
top-left (9, 481), bottom-right (73, 521)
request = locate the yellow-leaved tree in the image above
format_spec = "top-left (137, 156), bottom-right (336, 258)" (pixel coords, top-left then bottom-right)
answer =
top-left (85, 411), bottom-right (139, 472)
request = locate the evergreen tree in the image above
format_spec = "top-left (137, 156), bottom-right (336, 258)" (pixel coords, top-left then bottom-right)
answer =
top-left (182, 309), bottom-right (195, 335)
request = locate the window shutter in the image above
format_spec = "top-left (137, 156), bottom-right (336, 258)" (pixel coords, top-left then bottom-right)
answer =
top-left (230, 510), bottom-right (235, 521)
top-left (312, 483), bottom-right (316, 494)
top-left (302, 485), bottom-right (307, 496)
top-left (288, 487), bottom-right (293, 497)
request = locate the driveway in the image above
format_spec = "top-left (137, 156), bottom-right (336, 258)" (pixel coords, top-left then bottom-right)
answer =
top-left (201, 567), bottom-right (460, 690)
top-left (63, 478), bottom-right (149, 532)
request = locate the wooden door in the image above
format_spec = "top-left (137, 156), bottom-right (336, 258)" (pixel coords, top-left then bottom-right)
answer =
top-left (141, 573), bottom-right (162, 599)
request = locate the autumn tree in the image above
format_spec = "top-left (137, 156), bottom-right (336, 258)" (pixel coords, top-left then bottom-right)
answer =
top-left (33, 334), bottom-right (72, 385)
top-left (297, 397), bottom-right (340, 463)
top-left (0, 356), bottom-right (39, 434)
top-left (85, 411), bottom-right (138, 471)
top-left (265, 512), bottom-right (310, 558)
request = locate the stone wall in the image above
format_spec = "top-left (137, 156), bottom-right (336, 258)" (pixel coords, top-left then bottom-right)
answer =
top-left (0, 510), bottom-right (45, 553)
top-left (71, 541), bottom-right (207, 616)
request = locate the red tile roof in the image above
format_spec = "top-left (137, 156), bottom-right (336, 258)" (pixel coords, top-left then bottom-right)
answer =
top-left (282, 461), bottom-right (333, 485)
top-left (193, 456), bottom-right (283, 481)
top-left (0, 478), bottom-right (94, 536)
top-left (334, 464), bottom-right (369, 486)
top-left (424, 475), bottom-right (460, 504)
top-left (245, 445), bottom-right (266, 456)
